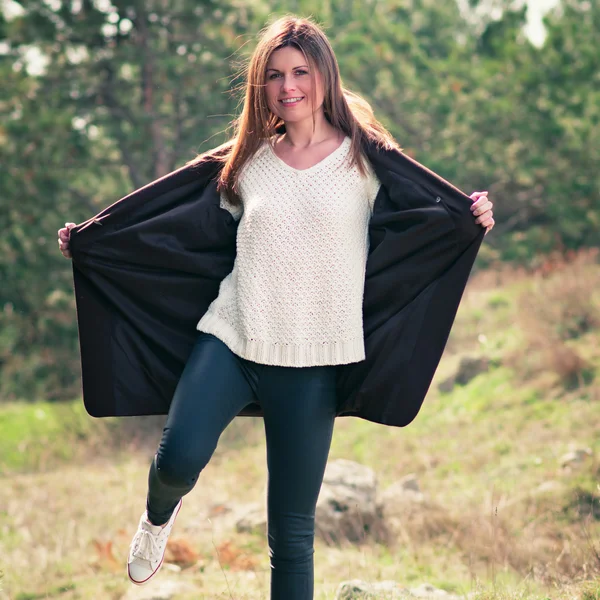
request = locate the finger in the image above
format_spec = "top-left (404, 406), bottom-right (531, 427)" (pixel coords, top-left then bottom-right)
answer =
top-left (470, 196), bottom-right (490, 211)
top-left (472, 200), bottom-right (493, 215)
top-left (59, 224), bottom-right (78, 240)
top-left (470, 190), bottom-right (488, 201)
top-left (59, 223), bottom-right (76, 235)
top-left (473, 198), bottom-right (492, 210)
top-left (475, 207), bottom-right (493, 219)
top-left (475, 212), bottom-right (494, 224)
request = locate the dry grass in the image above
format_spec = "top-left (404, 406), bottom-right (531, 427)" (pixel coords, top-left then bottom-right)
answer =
top-left (3, 419), bottom-right (599, 599)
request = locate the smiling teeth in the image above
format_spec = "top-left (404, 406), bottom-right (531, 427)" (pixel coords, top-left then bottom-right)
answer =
top-left (282, 97), bottom-right (303, 103)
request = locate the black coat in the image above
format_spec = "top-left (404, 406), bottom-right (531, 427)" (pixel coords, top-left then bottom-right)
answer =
top-left (69, 138), bottom-right (484, 427)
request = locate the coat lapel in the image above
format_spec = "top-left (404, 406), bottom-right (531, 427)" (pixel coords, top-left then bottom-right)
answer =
top-left (335, 144), bottom-right (484, 425)
top-left (69, 143), bottom-right (483, 426)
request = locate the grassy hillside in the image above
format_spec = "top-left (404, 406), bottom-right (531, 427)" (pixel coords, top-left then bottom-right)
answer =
top-left (1, 251), bottom-right (599, 600)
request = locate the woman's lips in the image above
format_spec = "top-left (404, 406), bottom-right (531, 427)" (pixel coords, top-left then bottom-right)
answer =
top-left (279, 97), bottom-right (304, 107)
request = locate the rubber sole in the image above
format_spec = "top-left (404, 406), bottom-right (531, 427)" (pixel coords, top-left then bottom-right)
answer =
top-left (127, 498), bottom-right (183, 586)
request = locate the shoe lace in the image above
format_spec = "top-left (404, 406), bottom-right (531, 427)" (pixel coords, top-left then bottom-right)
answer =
top-left (130, 527), bottom-right (162, 561)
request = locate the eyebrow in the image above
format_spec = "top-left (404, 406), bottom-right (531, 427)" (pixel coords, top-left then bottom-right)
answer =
top-left (266, 65), bottom-right (309, 72)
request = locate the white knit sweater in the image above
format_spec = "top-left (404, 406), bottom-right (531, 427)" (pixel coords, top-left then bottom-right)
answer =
top-left (196, 135), bottom-right (382, 367)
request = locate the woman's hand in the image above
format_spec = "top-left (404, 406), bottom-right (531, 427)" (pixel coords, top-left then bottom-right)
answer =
top-left (469, 191), bottom-right (495, 235)
top-left (57, 222), bottom-right (76, 258)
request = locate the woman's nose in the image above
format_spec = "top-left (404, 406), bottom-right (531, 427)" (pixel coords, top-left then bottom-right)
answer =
top-left (281, 76), bottom-right (296, 92)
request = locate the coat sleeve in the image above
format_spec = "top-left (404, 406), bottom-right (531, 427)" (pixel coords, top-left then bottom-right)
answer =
top-left (336, 148), bottom-right (485, 427)
top-left (69, 163), bottom-right (238, 417)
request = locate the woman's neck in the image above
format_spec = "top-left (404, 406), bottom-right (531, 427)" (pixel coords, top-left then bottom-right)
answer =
top-left (279, 113), bottom-right (341, 148)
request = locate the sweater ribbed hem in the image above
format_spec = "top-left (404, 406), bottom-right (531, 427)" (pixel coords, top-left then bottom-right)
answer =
top-left (196, 310), bottom-right (366, 367)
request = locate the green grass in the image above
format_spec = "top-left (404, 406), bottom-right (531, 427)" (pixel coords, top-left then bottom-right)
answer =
top-left (580, 580), bottom-right (600, 600)
top-left (15, 583), bottom-right (76, 600)
top-left (0, 399), bottom-right (122, 475)
top-left (0, 400), bottom-right (85, 473)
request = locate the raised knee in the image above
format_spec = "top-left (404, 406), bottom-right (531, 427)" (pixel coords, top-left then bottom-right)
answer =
top-left (154, 450), bottom-right (211, 489)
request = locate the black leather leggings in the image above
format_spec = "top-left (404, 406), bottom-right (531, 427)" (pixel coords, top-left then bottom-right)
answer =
top-left (146, 332), bottom-right (338, 600)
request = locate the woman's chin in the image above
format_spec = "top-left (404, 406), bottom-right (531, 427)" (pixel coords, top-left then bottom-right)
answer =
top-left (276, 111), bottom-right (312, 125)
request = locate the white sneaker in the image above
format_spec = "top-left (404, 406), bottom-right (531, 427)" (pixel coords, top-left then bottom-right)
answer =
top-left (127, 498), bottom-right (182, 585)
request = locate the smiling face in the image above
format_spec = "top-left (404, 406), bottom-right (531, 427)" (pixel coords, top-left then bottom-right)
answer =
top-left (264, 45), bottom-right (326, 125)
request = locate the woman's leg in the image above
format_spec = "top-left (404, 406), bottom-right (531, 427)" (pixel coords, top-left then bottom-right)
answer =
top-left (259, 365), bottom-right (338, 600)
top-left (146, 332), bottom-right (258, 525)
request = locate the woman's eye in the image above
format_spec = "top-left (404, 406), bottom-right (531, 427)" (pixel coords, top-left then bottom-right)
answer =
top-left (268, 70), bottom-right (308, 80)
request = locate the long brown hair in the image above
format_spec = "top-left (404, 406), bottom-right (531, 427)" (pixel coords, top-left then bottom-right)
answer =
top-left (189, 15), bottom-right (401, 207)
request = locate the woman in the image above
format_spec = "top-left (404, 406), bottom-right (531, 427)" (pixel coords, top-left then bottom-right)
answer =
top-left (58, 15), bottom-right (494, 599)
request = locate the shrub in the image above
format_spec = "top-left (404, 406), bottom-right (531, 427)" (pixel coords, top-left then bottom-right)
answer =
top-left (509, 248), bottom-right (599, 386)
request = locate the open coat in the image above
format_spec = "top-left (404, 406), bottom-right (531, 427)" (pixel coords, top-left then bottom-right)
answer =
top-left (68, 137), bottom-right (485, 428)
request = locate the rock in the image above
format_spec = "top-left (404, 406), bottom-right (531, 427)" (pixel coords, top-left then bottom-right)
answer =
top-left (454, 356), bottom-right (490, 385)
top-left (162, 563), bottom-right (182, 573)
top-left (410, 582), bottom-right (460, 597)
top-left (379, 474), bottom-right (426, 506)
top-left (186, 501), bottom-right (257, 536)
top-left (378, 477), bottom-right (456, 544)
top-left (535, 480), bottom-right (561, 493)
top-left (437, 376), bottom-right (456, 394)
top-left (121, 579), bottom-right (199, 600)
top-left (235, 502), bottom-right (267, 535)
top-left (560, 447), bottom-right (593, 469)
top-left (334, 580), bottom-right (466, 599)
top-left (378, 474), bottom-right (432, 527)
top-left (315, 459), bottom-right (387, 544)
top-left (335, 580), bottom-right (409, 599)
top-left (224, 459), bottom-right (389, 544)
top-left (439, 356), bottom-right (490, 392)
top-left (397, 473), bottom-right (420, 493)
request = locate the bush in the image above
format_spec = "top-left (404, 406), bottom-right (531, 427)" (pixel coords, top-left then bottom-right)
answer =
top-left (508, 248), bottom-right (599, 387)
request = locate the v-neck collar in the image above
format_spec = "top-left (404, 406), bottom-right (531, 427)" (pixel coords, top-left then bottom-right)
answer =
top-left (267, 135), bottom-right (350, 173)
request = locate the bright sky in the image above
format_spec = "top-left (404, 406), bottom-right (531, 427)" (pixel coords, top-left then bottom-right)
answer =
top-left (523, 0), bottom-right (561, 45)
